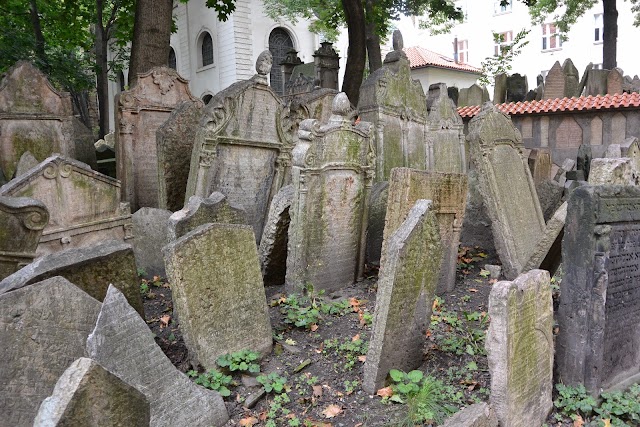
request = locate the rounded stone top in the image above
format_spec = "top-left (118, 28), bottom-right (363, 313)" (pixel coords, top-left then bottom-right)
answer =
top-left (332, 93), bottom-right (351, 115)
top-left (392, 30), bottom-right (403, 51)
top-left (256, 50), bottom-right (273, 75)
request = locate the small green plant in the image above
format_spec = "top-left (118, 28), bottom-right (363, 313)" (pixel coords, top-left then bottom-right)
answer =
top-left (186, 369), bottom-right (233, 396)
top-left (216, 349), bottom-right (260, 373)
top-left (140, 281), bottom-right (150, 297)
top-left (554, 383), bottom-right (597, 420)
top-left (344, 379), bottom-right (359, 394)
top-left (257, 372), bottom-right (288, 394)
top-left (323, 336), bottom-right (368, 371)
top-left (389, 369), bottom-right (423, 402)
top-left (279, 293), bottom-right (322, 329)
top-left (137, 267), bottom-right (147, 277)
top-left (595, 384), bottom-right (640, 425)
top-left (407, 376), bottom-right (461, 424)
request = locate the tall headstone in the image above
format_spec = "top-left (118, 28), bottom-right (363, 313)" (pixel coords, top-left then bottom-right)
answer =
top-left (607, 68), bottom-right (624, 95)
top-left (577, 143), bottom-right (592, 181)
top-left (493, 73), bottom-right (507, 104)
top-left (563, 58), bottom-right (580, 98)
top-left (466, 84), bottom-right (485, 106)
top-left (362, 200), bottom-right (442, 394)
top-left (365, 182), bottom-right (389, 266)
top-left (506, 73), bottom-right (528, 103)
top-left (586, 69), bottom-right (609, 96)
top-left (87, 285), bottom-right (229, 427)
top-left (33, 358), bottom-right (150, 427)
top-left (286, 93), bottom-right (374, 292)
top-left (358, 30), bottom-right (427, 181)
top-left (164, 223), bottom-right (272, 369)
top-left (132, 207), bottom-right (172, 278)
top-left (426, 83), bottom-right (467, 173)
top-left (468, 103), bottom-right (546, 279)
top-left (259, 184), bottom-right (294, 286)
top-left (116, 66), bottom-right (199, 211)
top-left (0, 155), bottom-right (133, 257)
top-left (558, 185), bottom-right (640, 394)
top-left (313, 42), bottom-right (340, 90)
top-left (486, 269), bottom-right (553, 427)
top-left (0, 277), bottom-right (101, 427)
top-left (578, 63), bottom-right (593, 96)
top-left (543, 61), bottom-right (565, 99)
top-left (457, 87), bottom-right (469, 107)
top-left (528, 149), bottom-right (552, 185)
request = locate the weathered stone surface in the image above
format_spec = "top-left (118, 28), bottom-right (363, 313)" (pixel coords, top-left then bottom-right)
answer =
top-left (589, 158), bottom-right (640, 185)
top-left (0, 155), bottom-right (133, 257)
top-left (493, 73), bottom-right (507, 104)
top-left (167, 191), bottom-right (247, 241)
top-left (15, 150), bottom-right (39, 177)
top-left (605, 143), bottom-right (622, 158)
top-left (563, 58), bottom-right (580, 98)
top-left (586, 69), bottom-right (609, 96)
top-left (543, 61), bottom-right (565, 100)
top-left (362, 200), bottom-right (442, 394)
top-left (578, 63), bottom-right (593, 96)
top-left (87, 285), bottom-right (229, 426)
top-left (621, 136), bottom-right (640, 172)
top-left (0, 240), bottom-right (142, 316)
top-left (536, 179), bottom-right (564, 222)
top-left (426, 83), bottom-right (466, 173)
top-left (132, 207), bottom-right (172, 278)
top-left (164, 223), bottom-right (272, 368)
top-left (558, 185), bottom-right (640, 395)
top-left (486, 269), bottom-right (553, 427)
top-left (523, 201), bottom-right (567, 275)
top-left (577, 143), bottom-right (592, 181)
top-left (286, 93), bottom-right (374, 292)
top-left (528, 149), bottom-right (552, 185)
top-left (607, 68), bottom-right (624, 95)
top-left (0, 195), bottom-right (48, 280)
top-left (466, 84), bottom-right (486, 106)
top-left (0, 277), bottom-right (101, 427)
top-left (259, 185), bottom-right (293, 285)
top-left (157, 99), bottom-right (205, 212)
top-left (460, 166), bottom-right (495, 251)
top-left (506, 73), bottom-right (528, 103)
top-left (468, 103), bottom-right (546, 279)
top-left (33, 357), bottom-right (150, 427)
top-left (365, 181), bottom-right (388, 266)
top-left (382, 168), bottom-right (467, 293)
top-left (441, 402), bottom-right (498, 427)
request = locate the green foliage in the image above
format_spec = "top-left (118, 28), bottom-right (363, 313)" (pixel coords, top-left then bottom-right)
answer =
top-left (323, 336), bottom-right (368, 371)
top-left (264, 393), bottom-right (292, 426)
top-left (277, 286), bottom-right (356, 329)
top-left (187, 369), bottom-right (233, 396)
top-left (389, 369), bottom-right (423, 401)
top-left (479, 28), bottom-right (530, 86)
top-left (216, 350), bottom-right (261, 373)
top-left (554, 383), bottom-right (598, 419)
top-left (140, 281), bottom-right (150, 297)
top-left (257, 372), bottom-right (289, 394)
top-left (554, 383), bottom-right (640, 425)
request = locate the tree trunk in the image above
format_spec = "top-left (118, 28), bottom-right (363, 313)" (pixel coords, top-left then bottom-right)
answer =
top-left (364, 0), bottom-right (382, 73)
top-left (341, 0), bottom-right (367, 106)
top-left (603, 0), bottom-right (617, 69)
top-left (29, 0), bottom-right (48, 71)
top-left (95, 0), bottom-right (109, 138)
top-left (128, 0), bottom-right (173, 87)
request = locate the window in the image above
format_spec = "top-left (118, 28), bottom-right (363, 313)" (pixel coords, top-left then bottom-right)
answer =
top-left (494, 1), bottom-right (512, 14)
top-left (542, 23), bottom-right (562, 50)
top-left (494, 31), bottom-right (513, 56)
top-left (593, 63), bottom-right (603, 70)
top-left (200, 33), bottom-right (213, 67)
top-left (457, 39), bottom-right (468, 63)
top-left (268, 28), bottom-right (294, 96)
top-left (168, 47), bottom-right (177, 70)
top-left (594, 13), bottom-right (603, 42)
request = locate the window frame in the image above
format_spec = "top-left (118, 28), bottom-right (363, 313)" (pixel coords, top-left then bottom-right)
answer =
top-left (494, 31), bottom-right (513, 56)
top-left (541, 23), bottom-right (563, 51)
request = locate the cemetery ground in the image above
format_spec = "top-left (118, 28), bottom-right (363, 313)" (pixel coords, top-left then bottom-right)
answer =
top-left (142, 245), bottom-right (640, 427)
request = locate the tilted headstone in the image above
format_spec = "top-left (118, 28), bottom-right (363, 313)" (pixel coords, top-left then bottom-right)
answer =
top-left (33, 358), bottom-right (150, 427)
top-left (607, 68), bottom-right (624, 95)
top-left (0, 277), bottom-right (101, 427)
top-left (382, 168), bottom-right (467, 293)
top-left (87, 285), bottom-right (229, 426)
top-left (528, 149), bottom-right (552, 185)
top-left (185, 51), bottom-right (294, 239)
top-left (286, 88), bottom-right (338, 127)
top-left (164, 223), bottom-right (272, 369)
top-left (14, 151), bottom-right (39, 177)
top-left (506, 73), bottom-right (528, 103)
top-left (259, 184), bottom-right (294, 286)
top-left (362, 200), bottom-right (442, 394)
top-left (543, 61), bottom-right (565, 99)
top-left (577, 143), bottom-right (592, 181)
top-left (157, 99), bottom-right (205, 211)
top-left (0, 61), bottom-right (95, 180)
top-left (358, 30), bottom-right (427, 181)
top-left (365, 182), bottom-right (389, 266)
top-left (0, 240), bottom-right (143, 316)
top-left (167, 191), bottom-right (247, 241)
top-left (468, 103), bottom-right (546, 279)
top-left (563, 58), bottom-right (580, 98)
top-left (116, 66), bottom-right (198, 211)
top-left (588, 158), bottom-right (640, 185)
top-left (286, 93), bottom-right (374, 292)
top-left (441, 403), bottom-right (498, 427)
top-left (426, 83), bottom-right (467, 173)
top-left (621, 137), bottom-right (640, 172)
top-left (486, 269), bottom-right (553, 427)
top-left (558, 185), bottom-right (640, 394)
top-left (132, 207), bottom-right (172, 278)
top-left (493, 73), bottom-right (507, 104)
top-left (0, 196), bottom-right (48, 280)
top-left (0, 155), bottom-right (133, 257)
top-left (578, 63), bottom-right (593, 96)
top-left (522, 201), bottom-right (567, 275)
top-left (585, 69), bottom-right (609, 96)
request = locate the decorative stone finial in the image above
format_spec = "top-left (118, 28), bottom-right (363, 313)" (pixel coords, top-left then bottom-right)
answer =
top-left (331, 93), bottom-right (351, 116)
top-left (256, 50), bottom-right (273, 75)
top-left (392, 30), bottom-right (404, 51)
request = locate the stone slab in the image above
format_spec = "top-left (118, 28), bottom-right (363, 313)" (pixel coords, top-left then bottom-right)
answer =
top-left (441, 402), bottom-right (498, 427)
top-left (259, 184), bottom-right (294, 286)
top-left (132, 207), bottom-right (173, 278)
top-left (523, 201), bottom-right (567, 275)
top-left (426, 84), bottom-right (466, 173)
top-left (588, 157), bottom-right (640, 186)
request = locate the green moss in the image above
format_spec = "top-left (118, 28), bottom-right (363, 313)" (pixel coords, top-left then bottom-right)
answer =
top-left (10, 129), bottom-right (55, 178)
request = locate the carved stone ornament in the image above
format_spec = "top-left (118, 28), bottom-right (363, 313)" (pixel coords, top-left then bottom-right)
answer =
top-left (152, 70), bottom-right (176, 95)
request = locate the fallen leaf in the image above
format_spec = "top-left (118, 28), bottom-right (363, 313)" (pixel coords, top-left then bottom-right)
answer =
top-left (349, 297), bottom-right (361, 311)
top-left (312, 385), bottom-right (323, 398)
top-left (357, 355), bottom-right (366, 362)
top-left (603, 419), bottom-right (611, 427)
top-left (573, 415), bottom-right (584, 427)
top-left (489, 279), bottom-right (497, 284)
top-left (285, 338), bottom-right (296, 345)
top-left (310, 324), bottom-right (319, 332)
top-left (239, 416), bottom-right (259, 426)
top-left (322, 404), bottom-right (342, 418)
top-left (468, 288), bottom-right (478, 293)
top-left (304, 420), bottom-right (332, 427)
top-left (355, 424), bottom-right (363, 427)
top-left (376, 387), bottom-right (393, 397)
top-left (352, 334), bottom-right (360, 342)
top-left (258, 411), bottom-right (267, 421)
top-left (159, 315), bottom-right (171, 329)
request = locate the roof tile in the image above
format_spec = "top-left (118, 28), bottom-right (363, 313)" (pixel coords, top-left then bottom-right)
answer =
top-left (403, 46), bottom-right (481, 74)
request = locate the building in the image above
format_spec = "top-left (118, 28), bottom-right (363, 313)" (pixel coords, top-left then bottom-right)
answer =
top-left (404, 45), bottom-right (481, 91)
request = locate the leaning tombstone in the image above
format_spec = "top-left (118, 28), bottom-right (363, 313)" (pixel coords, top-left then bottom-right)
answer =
top-left (528, 149), bottom-right (552, 185)
top-left (522, 201), bottom-right (568, 275)
top-left (577, 143), bottom-right (592, 181)
top-left (563, 58), bottom-right (580, 98)
top-left (259, 184), bottom-right (294, 286)
top-left (87, 285), bottom-right (229, 427)
top-left (426, 83), bottom-right (467, 173)
top-left (286, 93), bottom-right (374, 292)
top-left (486, 269), bottom-right (553, 427)
top-left (0, 276), bottom-right (101, 427)
top-left (493, 73), bottom-right (507, 104)
top-left (506, 73), bottom-right (528, 103)
top-left (578, 63), bottom-right (593, 96)
top-left (362, 200), bottom-right (442, 394)
top-left (558, 185), bottom-right (640, 395)
top-left (33, 357), bottom-right (150, 427)
top-left (543, 61), bottom-right (565, 99)
top-left (164, 223), bottom-right (272, 369)
top-left (441, 402), bottom-right (498, 427)
top-left (132, 207), bottom-right (172, 278)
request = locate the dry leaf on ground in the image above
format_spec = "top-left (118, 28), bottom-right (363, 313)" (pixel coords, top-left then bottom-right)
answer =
top-left (321, 404), bottom-right (342, 418)
top-left (376, 387), bottom-right (393, 397)
top-left (239, 416), bottom-right (258, 426)
top-left (159, 315), bottom-right (171, 329)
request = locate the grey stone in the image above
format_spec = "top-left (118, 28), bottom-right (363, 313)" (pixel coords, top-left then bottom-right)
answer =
top-left (577, 143), bottom-right (592, 180)
top-left (33, 357), bottom-right (150, 427)
top-left (0, 240), bottom-right (143, 316)
top-left (528, 149), bottom-right (552, 185)
top-left (493, 73), bottom-right (507, 104)
top-left (543, 61), bottom-right (565, 100)
top-left (466, 84), bottom-right (485, 106)
top-left (486, 269), bottom-right (553, 427)
top-left (586, 69), bottom-right (609, 96)
top-left (536, 179), bottom-right (565, 222)
top-left (448, 86), bottom-right (459, 105)
top-left (484, 264), bottom-right (502, 280)
top-left (605, 143), bottom-right (622, 158)
top-left (363, 200), bottom-right (442, 394)
top-left (578, 63), bottom-right (593, 96)
top-left (14, 151), bottom-right (39, 177)
top-left (426, 84), bottom-right (467, 173)
top-left (523, 201), bottom-right (567, 276)
top-left (563, 58), bottom-right (580, 98)
top-left (506, 73), bottom-right (528, 103)
top-left (87, 285), bottom-right (229, 426)
top-left (164, 223), bottom-right (272, 369)
top-left (607, 68), bottom-right (624, 95)
top-left (132, 207), bottom-right (172, 278)
top-left (259, 184), bottom-right (293, 286)
top-left (460, 166), bottom-right (495, 252)
top-left (588, 158), bottom-right (640, 185)
top-left (566, 170), bottom-right (586, 181)
top-left (441, 402), bottom-right (498, 427)
top-left (365, 181), bottom-right (388, 266)
top-left (0, 277), bottom-right (101, 427)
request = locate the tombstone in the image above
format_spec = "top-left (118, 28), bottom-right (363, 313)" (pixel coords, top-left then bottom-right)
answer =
top-left (287, 88), bottom-right (338, 126)
top-left (457, 87), bottom-right (469, 107)
top-left (281, 49), bottom-right (304, 89)
top-left (468, 103), bottom-right (546, 279)
top-left (426, 83), bottom-right (467, 173)
top-left (0, 61), bottom-right (96, 181)
top-left (441, 403), bottom-right (498, 427)
top-left (313, 42), bottom-right (340, 90)
top-left (167, 192), bottom-right (247, 241)
top-left (132, 207), bottom-right (172, 278)
top-left (286, 93), bottom-right (374, 292)
top-left (528, 149), bottom-right (552, 185)
top-left (33, 357), bottom-right (150, 427)
top-left (543, 61), bottom-right (565, 99)
top-left (578, 63), bottom-right (593, 96)
top-left (486, 269), bottom-right (554, 427)
top-left (493, 73), bottom-right (507, 104)
top-left (607, 68), bottom-right (624, 95)
top-left (522, 201), bottom-right (567, 275)
top-left (506, 73), bottom-right (528, 103)
top-left (0, 240), bottom-right (143, 316)
top-left (14, 151), bottom-right (39, 177)
top-left (259, 184), bottom-right (294, 286)
top-left (620, 136), bottom-right (640, 158)
top-left (536, 179), bottom-right (565, 222)
top-left (358, 30), bottom-right (427, 182)
top-left (426, 82), bottom-right (447, 110)
top-left (382, 168), bottom-right (467, 293)
top-left (0, 196), bottom-right (49, 280)
top-left (447, 86), bottom-right (459, 106)
top-left (577, 143), bottom-right (592, 181)
top-left (116, 66), bottom-right (198, 211)
top-left (0, 155), bottom-right (133, 257)
top-left (466, 84), bottom-right (486, 105)
top-left (164, 223), bottom-right (272, 369)
top-left (157, 99), bottom-right (205, 212)
top-left (185, 51), bottom-right (293, 239)
top-left (365, 182), bottom-right (389, 266)
top-left (0, 276), bottom-right (101, 427)
top-left (585, 69), bottom-right (609, 96)
top-left (563, 58), bottom-right (580, 98)
top-left (558, 185), bottom-right (640, 395)
top-left (605, 143), bottom-right (622, 158)
top-left (588, 158), bottom-right (640, 185)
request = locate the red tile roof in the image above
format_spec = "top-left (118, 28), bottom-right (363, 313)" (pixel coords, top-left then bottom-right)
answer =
top-left (457, 92), bottom-right (640, 118)
top-left (404, 46), bottom-right (481, 74)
